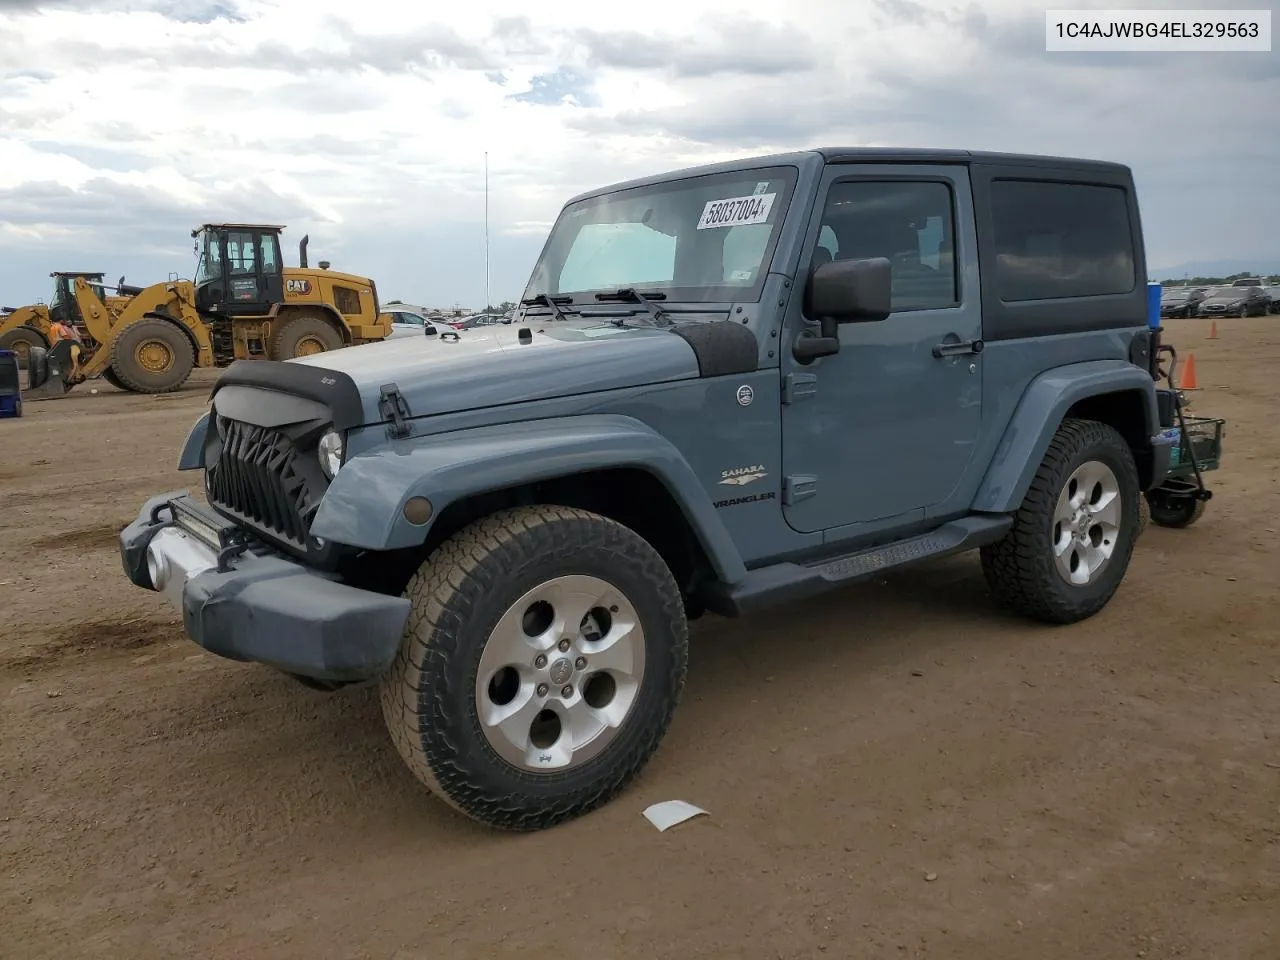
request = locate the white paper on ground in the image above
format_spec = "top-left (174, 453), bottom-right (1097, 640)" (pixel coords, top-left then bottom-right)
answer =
top-left (642, 800), bottom-right (709, 832)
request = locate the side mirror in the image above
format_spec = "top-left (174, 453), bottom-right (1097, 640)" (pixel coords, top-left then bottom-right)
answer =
top-left (794, 257), bottom-right (892, 364)
top-left (806, 257), bottom-right (892, 323)
top-left (424, 325), bottom-right (437, 335)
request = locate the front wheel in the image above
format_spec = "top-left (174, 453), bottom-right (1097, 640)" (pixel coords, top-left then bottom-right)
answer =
top-left (380, 505), bottom-right (689, 831)
top-left (980, 418), bottom-right (1140, 624)
top-left (109, 319), bottom-right (194, 393)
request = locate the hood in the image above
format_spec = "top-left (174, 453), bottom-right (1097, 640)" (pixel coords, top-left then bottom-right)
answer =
top-left (1201, 293), bottom-right (1244, 304)
top-left (289, 321), bottom-right (703, 424)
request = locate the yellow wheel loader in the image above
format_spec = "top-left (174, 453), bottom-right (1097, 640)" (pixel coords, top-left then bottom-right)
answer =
top-left (0, 272), bottom-right (131, 369)
top-left (23, 225), bottom-right (390, 400)
top-left (190, 224), bottom-right (388, 361)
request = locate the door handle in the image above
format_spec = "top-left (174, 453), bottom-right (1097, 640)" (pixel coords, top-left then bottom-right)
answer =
top-left (932, 338), bottom-right (984, 359)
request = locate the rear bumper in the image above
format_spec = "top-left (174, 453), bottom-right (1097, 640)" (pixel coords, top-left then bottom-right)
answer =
top-left (119, 491), bottom-right (411, 682)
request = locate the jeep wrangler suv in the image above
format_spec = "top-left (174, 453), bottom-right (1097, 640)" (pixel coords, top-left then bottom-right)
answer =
top-left (120, 148), bottom-right (1177, 831)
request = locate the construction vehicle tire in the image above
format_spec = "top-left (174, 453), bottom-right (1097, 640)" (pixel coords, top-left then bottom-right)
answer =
top-left (110, 318), bottom-right (195, 394)
top-left (269, 312), bottom-right (344, 360)
top-left (0, 326), bottom-right (48, 371)
top-left (26, 345), bottom-right (50, 389)
top-left (101, 367), bottom-right (128, 391)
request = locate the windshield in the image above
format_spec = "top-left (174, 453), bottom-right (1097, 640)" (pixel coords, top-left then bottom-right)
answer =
top-left (194, 229), bottom-right (221, 284)
top-left (50, 276), bottom-right (69, 308)
top-left (523, 165), bottom-right (798, 304)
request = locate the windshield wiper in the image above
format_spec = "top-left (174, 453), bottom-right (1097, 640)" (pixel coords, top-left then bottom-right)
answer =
top-left (520, 293), bottom-right (575, 322)
top-left (594, 288), bottom-right (671, 327)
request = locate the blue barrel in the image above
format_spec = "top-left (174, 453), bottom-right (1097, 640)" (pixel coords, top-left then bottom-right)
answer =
top-left (1147, 281), bottom-right (1162, 328)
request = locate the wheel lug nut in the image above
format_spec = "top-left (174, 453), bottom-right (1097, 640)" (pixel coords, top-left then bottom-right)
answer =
top-left (534, 654), bottom-right (547, 668)
top-left (561, 685), bottom-right (573, 698)
top-left (558, 638), bottom-right (571, 652)
top-left (574, 657), bottom-right (586, 670)
top-left (536, 683), bottom-right (549, 697)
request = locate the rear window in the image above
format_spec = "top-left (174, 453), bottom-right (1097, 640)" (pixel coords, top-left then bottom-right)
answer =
top-left (989, 180), bottom-right (1136, 302)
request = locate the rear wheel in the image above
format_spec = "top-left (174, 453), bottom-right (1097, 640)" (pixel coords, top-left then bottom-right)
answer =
top-left (980, 418), bottom-right (1140, 624)
top-left (100, 367), bottom-right (127, 391)
top-left (109, 319), bottom-right (195, 394)
top-left (269, 312), bottom-right (344, 360)
top-left (380, 505), bottom-right (689, 831)
top-left (0, 327), bottom-right (47, 370)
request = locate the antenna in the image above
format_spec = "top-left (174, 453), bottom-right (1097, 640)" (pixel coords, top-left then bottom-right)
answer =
top-left (484, 151), bottom-right (490, 313)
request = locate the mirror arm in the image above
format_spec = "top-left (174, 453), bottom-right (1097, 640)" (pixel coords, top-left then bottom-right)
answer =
top-left (792, 314), bottom-right (842, 365)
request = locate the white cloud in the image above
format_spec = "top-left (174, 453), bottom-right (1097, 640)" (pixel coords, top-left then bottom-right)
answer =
top-left (0, 0), bottom-right (1276, 306)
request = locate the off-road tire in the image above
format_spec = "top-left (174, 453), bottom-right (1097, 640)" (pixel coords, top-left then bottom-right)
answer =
top-left (100, 367), bottom-right (128, 391)
top-left (980, 418), bottom-right (1140, 624)
top-left (269, 312), bottom-right (344, 360)
top-left (109, 318), bottom-right (194, 394)
top-left (379, 505), bottom-right (689, 831)
top-left (1136, 491), bottom-right (1150, 538)
top-left (1146, 493), bottom-right (1206, 529)
top-left (0, 326), bottom-right (47, 370)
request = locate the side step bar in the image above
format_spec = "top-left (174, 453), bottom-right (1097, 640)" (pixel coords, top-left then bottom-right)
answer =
top-left (703, 514), bottom-right (1013, 618)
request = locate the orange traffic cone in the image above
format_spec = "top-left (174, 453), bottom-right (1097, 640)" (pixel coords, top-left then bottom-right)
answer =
top-left (1178, 352), bottom-right (1199, 390)
top-left (1208, 320), bottom-right (1218, 340)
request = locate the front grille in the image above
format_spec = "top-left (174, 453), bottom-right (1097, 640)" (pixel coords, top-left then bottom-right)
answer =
top-left (206, 416), bottom-right (322, 546)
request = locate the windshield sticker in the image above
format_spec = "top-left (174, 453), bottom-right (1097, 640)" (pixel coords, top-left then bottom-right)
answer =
top-left (697, 193), bottom-right (776, 230)
top-left (752, 182), bottom-right (770, 195)
top-left (729, 269), bottom-right (753, 281)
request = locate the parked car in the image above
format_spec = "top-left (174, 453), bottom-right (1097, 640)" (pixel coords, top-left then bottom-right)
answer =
top-left (122, 145), bottom-right (1189, 831)
top-left (1196, 284), bottom-right (1271, 318)
top-left (1159, 286), bottom-right (1209, 318)
top-left (1266, 286), bottom-right (1280, 314)
top-left (450, 312), bottom-right (510, 331)
top-left (383, 310), bottom-right (458, 339)
top-left (1229, 277), bottom-right (1266, 288)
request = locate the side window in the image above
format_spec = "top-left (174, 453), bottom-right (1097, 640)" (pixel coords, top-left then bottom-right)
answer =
top-left (226, 231), bottom-right (257, 275)
top-left (990, 180), bottom-right (1135, 301)
top-left (814, 180), bottom-right (958, 311)
top-left (258, 234), bottom-right (280, 274)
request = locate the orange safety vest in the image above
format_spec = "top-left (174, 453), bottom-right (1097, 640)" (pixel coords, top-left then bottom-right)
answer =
top-left (49, 322), bottom-right (76, 343)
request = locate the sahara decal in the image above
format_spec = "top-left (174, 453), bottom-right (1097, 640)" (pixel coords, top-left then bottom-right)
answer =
top-left (719, 465), bottom-right (767, 486)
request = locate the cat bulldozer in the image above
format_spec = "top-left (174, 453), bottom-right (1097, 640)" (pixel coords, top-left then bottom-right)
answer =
top-left (24, 224), bottom-right (390, 399)
top-left (0, 272), bottom-right (132, 369)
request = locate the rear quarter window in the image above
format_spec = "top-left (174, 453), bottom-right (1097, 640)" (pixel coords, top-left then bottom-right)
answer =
top-left (990, 180), bottom-right (1136, 301)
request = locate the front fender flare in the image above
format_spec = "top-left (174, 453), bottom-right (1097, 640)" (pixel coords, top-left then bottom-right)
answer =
top-left (177, 411), bottom-right (210, 470)
top-left (973, 360), bottom-right (1158, 514)
top-left (310, 414), bottom-right (748, 583)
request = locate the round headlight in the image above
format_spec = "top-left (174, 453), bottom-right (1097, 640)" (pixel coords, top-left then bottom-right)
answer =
top-left (318, 429), bottom-right (344, 479)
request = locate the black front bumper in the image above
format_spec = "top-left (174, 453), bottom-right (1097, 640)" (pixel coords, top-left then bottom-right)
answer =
top-left (119, 491), bottom-right (411, 682)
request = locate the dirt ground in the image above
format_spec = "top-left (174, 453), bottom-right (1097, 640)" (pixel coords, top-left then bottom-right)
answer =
top-left (1, 316), bottom-right (1277, 960)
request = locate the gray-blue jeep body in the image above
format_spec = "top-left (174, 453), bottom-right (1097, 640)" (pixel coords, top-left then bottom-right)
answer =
top-left (120, 147), bottom-right (1182, 829)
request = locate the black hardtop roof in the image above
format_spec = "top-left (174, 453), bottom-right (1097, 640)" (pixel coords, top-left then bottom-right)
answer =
top-left (192, 223), bottom-right (286, 236)
top-left (564, 147), bottom-right (1133, 205)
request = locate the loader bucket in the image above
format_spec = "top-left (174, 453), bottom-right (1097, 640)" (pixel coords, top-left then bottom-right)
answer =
top-left (24, 340), bottom-right (78, 401)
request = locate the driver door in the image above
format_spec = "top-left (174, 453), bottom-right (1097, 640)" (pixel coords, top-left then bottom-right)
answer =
top-left (779, 164), bottom-right (983, 535)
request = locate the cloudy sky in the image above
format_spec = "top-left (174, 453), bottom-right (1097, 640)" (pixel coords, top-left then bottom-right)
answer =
top-left (1, 0), bottom-right (1275, 308)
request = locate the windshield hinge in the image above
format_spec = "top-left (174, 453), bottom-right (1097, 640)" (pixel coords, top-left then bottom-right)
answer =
top-left (378, 383), bottom-right (412, 439)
